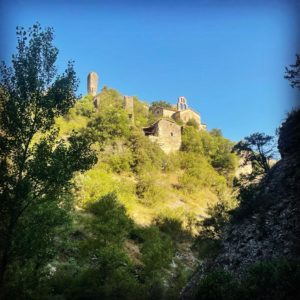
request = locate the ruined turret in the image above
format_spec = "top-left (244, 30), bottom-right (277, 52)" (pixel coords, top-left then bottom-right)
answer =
top-left (123, 96), bottom-right (134, 123)
top-left (87, 72), bottom-right (99, 96)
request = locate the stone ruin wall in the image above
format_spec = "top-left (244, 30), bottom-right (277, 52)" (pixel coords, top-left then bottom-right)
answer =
top-left (172, 109), bottom-right (201, 127)
top-left (149, 120), bottom-right (181, 154)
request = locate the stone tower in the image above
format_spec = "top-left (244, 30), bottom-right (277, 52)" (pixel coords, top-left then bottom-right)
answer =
top-left (123, 96), bottom-right (134, 123)
top-left (177, 96), bottom-right (188, 111)
top-left (87, 72), bottom-right (99, 96)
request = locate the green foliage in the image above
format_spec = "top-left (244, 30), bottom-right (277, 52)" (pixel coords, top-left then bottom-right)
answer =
top-left (186, 118), bottom-right (200, 129)
top-left (154, 215), bottom-right (189, 241)
top-left (230, 184), bottom-right (273, 223)
top-left (87, 107), bottom-right (130, 146)
top-left (86, 193), bottom-right (133, 246)
top-left (181, 126), bottom-right (204, 153)
top-left (195, 202), bottom-right (230, 258)
top-left (136, 171), bottom-right (166, 205)
top-left (107, 150), bottom-right (133, 173)
top-left (151, 100), bottom-right (173, 109)
top-left (195, 269), bottom-right (240, 300)
top-left (129, 129), bottom-right (166, 174)
top-left (97, 86), bottom-right (124, 109)
top-left (241, 260), bottom-right (300, 300)
top-left (73, 95), bottom-right (95, 117)
top-left (233, 132), bottom-right (275, 178)
top-left (133, 96), bottom-right (149, 128)
top-left (50, 245), bottom-right (142, 300)
top-left (0, 23), bottom-right (97, 293)
top-left (195, 260), bottom-right (300, 300)
top-left (231, 132), bottom-right (276, 222)
top-left (137, 226), bottom-right (175, 275)
top-left (46, 193), bottom-right (142, 300)
top-left (181, 127), bottom-right (238, 182)
top-left (285, 54), bottom-right (300, 90)
top-left (75, 164), bottom-right (137, 209)
top-left (179, 153), bottom-right (228, 197)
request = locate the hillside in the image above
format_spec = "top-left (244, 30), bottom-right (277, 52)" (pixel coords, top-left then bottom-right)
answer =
top-left (56, 87), bottom-right (238, 227)
top-left (32, 86), bottom-right (238, 299)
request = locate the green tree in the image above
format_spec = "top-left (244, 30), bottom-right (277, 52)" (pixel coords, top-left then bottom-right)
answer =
top-left (181, 126), bottom-right (204, 154)
top-left (285, 54), bottom-right (300, 90)
top-left (233, 132), bottom-right (275, 177)
top-left (87, 107), bottom-right (130, 146)
top-left (0, 24), bottom-right (96, 292)
top-left (195, 202), bottom-right (230, 259)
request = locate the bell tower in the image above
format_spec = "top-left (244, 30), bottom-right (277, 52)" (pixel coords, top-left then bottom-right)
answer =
top-left (177, 96), bottom-right (188, 111)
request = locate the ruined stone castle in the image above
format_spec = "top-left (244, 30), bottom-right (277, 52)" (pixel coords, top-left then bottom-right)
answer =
top-left (87, 71), bottom-right (206, 154)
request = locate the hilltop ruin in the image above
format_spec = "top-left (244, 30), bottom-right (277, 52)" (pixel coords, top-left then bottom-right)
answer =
top-left (87, 71), bottom-right (206, 153)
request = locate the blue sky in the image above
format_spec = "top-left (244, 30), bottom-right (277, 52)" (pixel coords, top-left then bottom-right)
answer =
top-left (0, 0), bottom-right (299, 142)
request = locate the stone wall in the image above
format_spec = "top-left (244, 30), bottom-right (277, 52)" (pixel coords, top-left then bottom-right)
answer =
top-left (146, 119), bottom-right (181, 154)
top-left (172, 109), bottom-right (201, 127)
top-left (151, 106), bottom-right (176, 118)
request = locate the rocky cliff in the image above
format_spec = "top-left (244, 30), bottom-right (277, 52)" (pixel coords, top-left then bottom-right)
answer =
top-left (181, 109), bottom-right (300, 299)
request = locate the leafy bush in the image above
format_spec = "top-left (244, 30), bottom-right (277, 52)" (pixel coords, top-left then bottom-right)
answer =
top-left (138, 226), bottom-right (175, 275)
top-left (129, 130), bottom-right (166, 174)
top-left (151, 100), bottom-right (173, 109)
top-left (181, 127), bottom-right (238, 182)
top-left (181, 126), bottom-right (204, 153)
top-left (154, 216), bottom-right (187, 241)
top-left (194, 202), bottom-right (230, 259)
top-left (195, 269), bottom-right (240, 300)
top-left (50, 245), bottom-right (143, 300)
top-left (87, 107), bottom-right (130, 146)
top-left (136, 172), bottom-right (166, 206)
top-left (195, 260), bottom-right (300, 300)
top-left (74, 95), bottom-right (95, 117)
top-left (86, 192), bottom-right (133, 246)
top-left (107, 150), bottom-right (133, 173)
top-left (133, 97), bottom-right (149, 128)
top-left (179, 153), bottom-right (228, 197)
top-left (186, 119), bottom-right (200, 130)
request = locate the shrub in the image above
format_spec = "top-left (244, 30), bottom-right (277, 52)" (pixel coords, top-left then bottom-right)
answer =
top-left (136, 172), bottom-right (166, 206)
top-left (107, 150), bottom-right (133, 173)
top-left (195, 260), bottom-right (300, 300)
top-left (133, 226), bottom-right (175, 275)
top-left (87, 107), bottom-right (130, 145)
top-left (86, 192), bottom-right (133, 246)
top-left (194, 202), bottom-right (230, 259)
top-left (154, 216), bottom-right (187, 241)
top-left (186, 119), bottom-right (200, 130)
top-left (195, 269), bottom-right (240, 300)
top-left (129, 130), bottom-right (166, 174)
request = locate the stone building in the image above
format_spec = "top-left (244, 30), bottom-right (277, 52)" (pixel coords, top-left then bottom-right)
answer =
top-left (149, 96), bottom-right (206, 129)
top-left (87, 72), bottom-right (99, 96)
top-left (143, 119), bottom-right (182, 154)
top-left (172, 109), bottom-right (206, 129)
top-left (150, 106), bottom-right (177, 118)
top-left (144, 96), bottom-right (206, 152)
